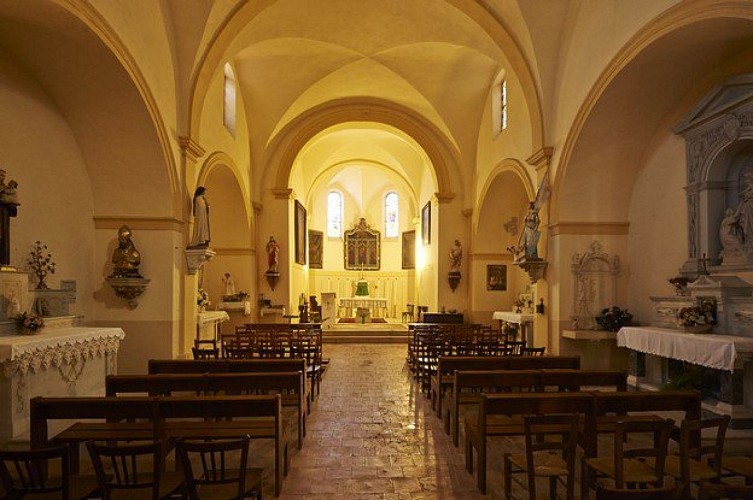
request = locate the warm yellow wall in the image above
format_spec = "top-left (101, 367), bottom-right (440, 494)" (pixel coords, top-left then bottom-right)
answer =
top-left (0, 55), bottom-right (96, 319)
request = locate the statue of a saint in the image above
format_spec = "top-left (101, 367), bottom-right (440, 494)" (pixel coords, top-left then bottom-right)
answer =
top-left (449, 239), bottom-right (462, 272)
top-left (189, 186), bottom-right (210, 247)
top-left (266, 236), bottom-right (280, 273)
top-left (222, 272), bottom-right (236, 296)
top-left (0, 170), bottom-right (20, 266)
top-left (719, 207), bottom-right (744, 262)
top-left (111, 225), bottom-right (142, 277)
top-left (521, 202), bottom-right (541, 259)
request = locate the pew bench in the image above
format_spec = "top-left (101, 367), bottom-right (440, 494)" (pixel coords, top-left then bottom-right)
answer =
top-left (463, 390), bottom-right (701, 494)
top-left (430, 355), bottom-right (581, 417)
top-left (148, 358), bottom-right (312, 412)
top-left (106, 371), bottom-right (306, 450)
top-left (30, 394), bottom-right (290, 497)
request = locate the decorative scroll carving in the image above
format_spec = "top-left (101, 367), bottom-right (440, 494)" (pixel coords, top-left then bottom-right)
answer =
top-left (735, 310), bottom-right (753, 324)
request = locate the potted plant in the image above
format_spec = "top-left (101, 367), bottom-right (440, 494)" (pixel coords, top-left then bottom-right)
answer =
top-left (677, 299), bottom-right (715, 333)
top-left (595, 306), bottom-right (633, 332)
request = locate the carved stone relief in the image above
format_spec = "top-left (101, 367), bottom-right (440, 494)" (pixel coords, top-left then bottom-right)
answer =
top-left (571, 241), bottom-right (621, 330)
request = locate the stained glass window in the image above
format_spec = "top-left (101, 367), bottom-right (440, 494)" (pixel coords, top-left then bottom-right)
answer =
top-left (385, 191), bottom-right (398, 238)
top-left (327, 191), bottom-right (343, 237)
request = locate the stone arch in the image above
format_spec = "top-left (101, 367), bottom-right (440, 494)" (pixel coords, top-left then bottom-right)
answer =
top-left (197, 152), bottom-right (253, 241)
top-left (262, 98), bottom-right (461, 203)
top-left (187, 0), bottom-right (545, 154)
top-left (551, 0), bottom-right (753, 224)
top-left (57, 0), bottom-right (181, 217)
top-left (474, 158), bottom-right (535, 235)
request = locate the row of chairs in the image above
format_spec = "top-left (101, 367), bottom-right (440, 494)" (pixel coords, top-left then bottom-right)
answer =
top-left (407, 324), bottom-right (544, 393)
top-left (503, 412), bottom-right (753, 499)
top-left (0, 437), bottom-right (262, 499)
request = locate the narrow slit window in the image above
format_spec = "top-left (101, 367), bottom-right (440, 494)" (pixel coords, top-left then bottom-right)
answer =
top-left (500, 80), bottom-right (508, 131)
top-left (385, 192), bottom-right (398, 238)
top-left (223, 63), bottom-right (236, 136)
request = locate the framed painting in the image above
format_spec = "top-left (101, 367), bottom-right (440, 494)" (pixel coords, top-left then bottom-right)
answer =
top-left (308, 229), bottom-right (323, 269)
top-left (402, 230), bottom-right (415, 269)
top-left (421, 201), bottom-right (431, 245)
top-left (486, 264), bottom-right (507, 291)
top-left (294, 200), bottom-right (307, 265)
top-left (344, 218), bottom-right (380, 270)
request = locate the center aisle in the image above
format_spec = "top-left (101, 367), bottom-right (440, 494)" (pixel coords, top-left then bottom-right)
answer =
top-left (278, 343), bottom-right (490, 499)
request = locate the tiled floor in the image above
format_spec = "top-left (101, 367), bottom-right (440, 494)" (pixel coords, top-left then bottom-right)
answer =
top-left (273, 343), bottom-right (504, 499)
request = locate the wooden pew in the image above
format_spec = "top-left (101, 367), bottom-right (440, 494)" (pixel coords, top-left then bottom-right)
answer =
top-left (445, 369), bottom-right (625, 446)
top-left (30, 394), bottom-right (289, 496)
top-left (148, 358), bottom-right (312, 412)
top-left (463, 389), bottom-right (701, 494)
top-left (106, 371), bottom-right (306, 450)
top-left (430, 355), bottom-right (581, 418)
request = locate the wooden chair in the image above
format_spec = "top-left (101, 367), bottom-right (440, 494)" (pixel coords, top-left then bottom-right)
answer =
top-left (503, 340), bottom-right (526, 356)
top-left (503, 414), bottom-right (580, 500)
top-left (192, 339), bottom-right (219, 359)
top-left (665, 416), bottom-right (730, 498)
top-left (723, 456), bottom-right (753, 486)
top-left (86, 440), bottom-right (184, 500)
top-left (175, 436), bottom-right (263, 500)
top-left (0, 445), bottom-right (98, 500)
top-left (402, 304), bottom-right (414, 323)
top-left (595, 484), bottom-right (680, 499)
top-left (581, 418), bottom-right (675, 500)
top-left (522, 346), bottom-right (546, 357)
top-left (698, 482), bottom-right (753, 499)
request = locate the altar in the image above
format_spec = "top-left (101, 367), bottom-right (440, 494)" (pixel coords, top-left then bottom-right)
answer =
top-left (0, 326), bottom-right (125, 443)
top-left (339, 297), bottom-right (387, 318)
top-left (492, 311), bottom-right (534, 343)
top-left (617, 326), bottom-right (753, 418)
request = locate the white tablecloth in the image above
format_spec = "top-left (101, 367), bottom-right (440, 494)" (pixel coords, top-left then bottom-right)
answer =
top-left (616, 326), bottom-right (753, 371)
top-left (492, 311), bottom-right (534, 324)
top-left (0, 326), bottom-right (125, 363)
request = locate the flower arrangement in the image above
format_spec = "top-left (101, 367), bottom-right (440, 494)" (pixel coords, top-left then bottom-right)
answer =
top-left (595, 306), bottom-right (633, 332)
top-left (197, 288), bottom-right (211, 310)
top-left (16, 311), bottom-right (44, 334)
top-left (677, 299), bottom-right (716, 328)
top-left (27, 241), bottom-right (56, 290)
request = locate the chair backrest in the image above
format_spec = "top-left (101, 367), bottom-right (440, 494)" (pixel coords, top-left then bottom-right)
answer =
top-left (613, 418), bottom-right (675, 488)
top-left (504, 340), bottom-right (526, 356)
top-left (192, 338), bottom-right (219, 359)
top-left (0, 445), bottom-right (70, 499)
top-left (678, 415), bottom-right (730, 480)
top-left (522, 346), bottom-right (545, 357)
top-left (596, 484), bottom-right (679, 499)
top-left (698, 482), bottom-right (753, 499)
top-left (176, 436), bottom-right (251, 500)
top-left (523, 414), bottom-right (580, 496)
top-left (86, 440), bottom-right (162, 500)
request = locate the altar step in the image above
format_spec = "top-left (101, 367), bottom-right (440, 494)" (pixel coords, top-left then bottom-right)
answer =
top-left (322, 324), bottom-right (409, 343)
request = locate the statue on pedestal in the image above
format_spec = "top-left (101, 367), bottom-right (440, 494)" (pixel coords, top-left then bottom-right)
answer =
top-left (508, 174), bottom-right (549, 262)
top-left (189, 186), bottom-right (210, 247)
top-left (0, 170), bottom-right (20, 266)
top-left (111, 226), bottom-right (142, 278)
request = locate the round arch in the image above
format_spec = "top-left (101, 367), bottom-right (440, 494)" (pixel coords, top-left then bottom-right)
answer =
top-left (186, 0), bottom-right (545, 154)
top-left (56, 0), bottom-right (181, 217)
top-left (263, 98), bottom-right (462, 203)
top-left (550, 0), bottom-right (753, 223)
top-left (197, 151), bottom-right (253, 239)
top-left (474, 158), bottom-right (534, 239)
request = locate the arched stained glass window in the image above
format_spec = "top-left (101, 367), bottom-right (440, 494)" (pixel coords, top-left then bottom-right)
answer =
top-left (327, 191), bottom-right (343, 237)
top-left (385, 192), bottom-right (398, 238)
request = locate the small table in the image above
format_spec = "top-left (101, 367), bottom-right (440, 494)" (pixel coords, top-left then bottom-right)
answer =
top-left (492, 311), bottom-right (534, 344)
top-left (197, 311), bottom-right (230, 340)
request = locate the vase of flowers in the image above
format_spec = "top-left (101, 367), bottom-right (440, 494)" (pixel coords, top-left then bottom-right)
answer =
top-left (197, 288), bottom-right (210, 312)
top-left (595, 306), bottom-right (633, 332)
top-left (677, 299), bottom-right (715, 333)
top-left (27, 241), bottom-right (56, 289)
top-left (16, 311), bottom-right (44, 335)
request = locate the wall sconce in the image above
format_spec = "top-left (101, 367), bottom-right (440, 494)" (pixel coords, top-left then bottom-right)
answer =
top-left (448, 271), bottom-right (461, 292)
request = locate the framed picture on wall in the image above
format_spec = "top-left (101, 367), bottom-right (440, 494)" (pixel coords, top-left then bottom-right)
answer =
top-left (421, 201), bottom-right (431, 245)
top-left (402, 230), bottom-right (415, 269)
top-left (294, 200), bottom-right (307, 265)
top-left (486, 264), bottom-right (507, 291)
top-left (308, 230), bottom-right (323, 269)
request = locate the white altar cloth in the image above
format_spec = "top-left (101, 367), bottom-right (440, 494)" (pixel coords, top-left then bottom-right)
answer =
top-left (492, 311), bottom-right (534, 323)
top-left (339, 297), bottom-right (387, 316)
top-left (617, 326), bottom-right (753, 371)
top-left (0, 326), bottom-right (125, 443)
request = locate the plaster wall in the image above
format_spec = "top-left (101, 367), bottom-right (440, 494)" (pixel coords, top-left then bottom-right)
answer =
top-left (0, 55), bottom-right (95, 320)
top-left (627, 130), bottom-right (687, 324)
top-left (93, 228), bottom-right (182, 375)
